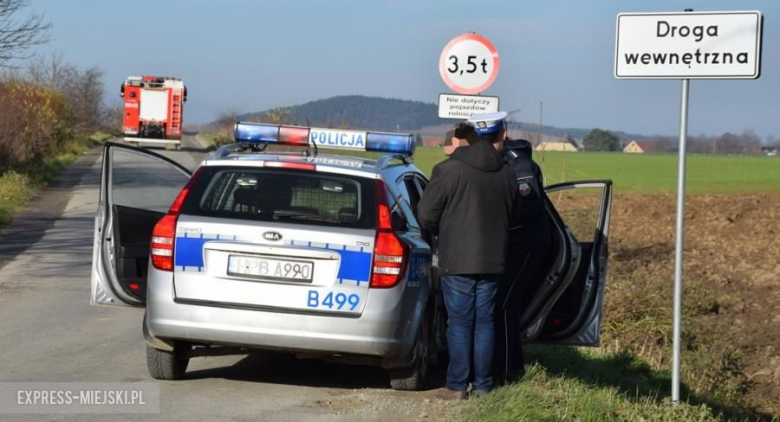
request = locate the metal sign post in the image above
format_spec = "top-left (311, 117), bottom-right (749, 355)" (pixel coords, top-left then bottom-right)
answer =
top-left (614, 10), bottom-right (763, 404)
top-left (671, 78), bottom-right (689, 403)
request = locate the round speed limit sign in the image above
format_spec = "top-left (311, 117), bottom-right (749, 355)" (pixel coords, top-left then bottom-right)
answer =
top-left (439, 33), bottom-right (500, 95)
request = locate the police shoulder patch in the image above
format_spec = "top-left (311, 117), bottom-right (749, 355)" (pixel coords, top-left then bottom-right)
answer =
top-left (516, 176), bottom-right (533, 197)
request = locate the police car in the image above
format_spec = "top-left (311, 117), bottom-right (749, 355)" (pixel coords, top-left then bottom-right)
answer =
top-left (91, 122), bottom-right (612, 390)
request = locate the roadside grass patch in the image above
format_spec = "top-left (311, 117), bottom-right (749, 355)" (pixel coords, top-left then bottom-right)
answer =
top-left (457, 346), bottom-right (747, 422)
top-left (0, 132), bottom-right (109, 227)
top-left (605, 245), bottom-right (766, 409)
top-left (0, 171), bottom-right (36, 226)
top-left (198, 131), bottom-right (234, 149)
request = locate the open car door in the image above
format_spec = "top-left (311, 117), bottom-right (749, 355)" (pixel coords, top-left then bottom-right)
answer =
top-left (91, 142), bottom-right (190, 307)
top-left (520, 180), bottom-right (612, 346)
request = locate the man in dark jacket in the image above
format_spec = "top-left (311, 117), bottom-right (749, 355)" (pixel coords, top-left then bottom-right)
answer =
top-left (494, 138), bottom-right (552, 381)
top-left (419, 112), bottom-right (516, 399)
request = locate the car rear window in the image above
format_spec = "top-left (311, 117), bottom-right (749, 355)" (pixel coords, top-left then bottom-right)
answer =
top-left (181, 166), bottom-right (376, 229)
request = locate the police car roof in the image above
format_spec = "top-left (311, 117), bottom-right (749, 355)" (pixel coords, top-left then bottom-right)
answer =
top-left (203, 151), bottom-right (393, 176)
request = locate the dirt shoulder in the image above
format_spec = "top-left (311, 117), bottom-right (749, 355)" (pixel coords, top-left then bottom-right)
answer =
top-left (603, 192), bottom-right (780, 415)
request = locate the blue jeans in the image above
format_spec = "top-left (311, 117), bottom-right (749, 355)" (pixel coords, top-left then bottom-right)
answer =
top-left (442, 274), bottom-right (499, 392)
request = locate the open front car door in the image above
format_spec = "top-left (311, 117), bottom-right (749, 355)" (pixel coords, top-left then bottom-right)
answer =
top-left (91, 142), bottom-right (190, 307)
top-left (520, 180), bottom-right (613, 346)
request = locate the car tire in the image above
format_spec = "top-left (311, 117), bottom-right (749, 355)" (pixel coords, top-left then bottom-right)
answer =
top-left (430, 349), bottom-right (449, 369)
top-left (146, 343), bottom-right (190, 380)
top-left (389, 316), bottom-right (429, 391)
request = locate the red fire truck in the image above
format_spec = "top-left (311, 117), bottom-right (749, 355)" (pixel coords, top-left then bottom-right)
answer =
top-left (120, 76), bottom-right (186, 149)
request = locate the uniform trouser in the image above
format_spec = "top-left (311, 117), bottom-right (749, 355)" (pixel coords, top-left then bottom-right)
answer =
top-left (494, 247), bottom-right (548, 379)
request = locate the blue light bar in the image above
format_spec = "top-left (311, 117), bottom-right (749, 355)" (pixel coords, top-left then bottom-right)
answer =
top-left (234, 122), bottom-right (279, 143)
top-left (366, 132), bottom-right (415, 156)
top-left (234, 122), bottom-right (415, 156)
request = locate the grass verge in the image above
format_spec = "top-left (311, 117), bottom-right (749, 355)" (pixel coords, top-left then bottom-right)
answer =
top-left (0, 132), bottom-right (110, 227)
top-left (457, 346), bottom-right (761, 422)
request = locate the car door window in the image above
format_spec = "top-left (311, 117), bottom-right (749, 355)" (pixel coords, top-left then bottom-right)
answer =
top-left (392, 174), bottom-right (420, 231)
top-left (414, 177), bottom-right (427, 192)
top-left (403, 177), bottom-right (422, 218)
top-left (110, 148), bottom-right (190, 213)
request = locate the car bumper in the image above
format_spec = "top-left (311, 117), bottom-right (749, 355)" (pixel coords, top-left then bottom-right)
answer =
top-left (145, 270), bottom-right (426, 364)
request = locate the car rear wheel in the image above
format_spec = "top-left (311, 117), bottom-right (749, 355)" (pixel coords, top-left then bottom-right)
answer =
top-left (389, 316), bottom-right (429, 391)
top-left (146, 343), bottom-right (190, 380)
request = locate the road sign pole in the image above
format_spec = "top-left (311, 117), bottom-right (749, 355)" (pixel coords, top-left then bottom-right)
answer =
top-left (615, 9), bottom-right (762, 406)
top-left (671, 78), bottom-right (690, 404)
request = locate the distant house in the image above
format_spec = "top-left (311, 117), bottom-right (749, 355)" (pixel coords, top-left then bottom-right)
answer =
top-left (761, 145), bottom-right (779, 156)
top-left (623, 140), bottom-right (656, 153)
top-left (535, 139), bottom-right (579, 152)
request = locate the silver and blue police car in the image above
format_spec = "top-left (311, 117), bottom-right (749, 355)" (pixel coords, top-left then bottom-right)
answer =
top-left (91, 122), bottom-right (613, 390)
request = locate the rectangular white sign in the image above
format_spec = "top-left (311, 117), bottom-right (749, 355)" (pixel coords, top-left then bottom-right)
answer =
top-left (438, 94), bottom-right (499, 119)
top-left (308, 128), bottom-right (367, 150)
top-left (615, 11), bottom-right (763, 79)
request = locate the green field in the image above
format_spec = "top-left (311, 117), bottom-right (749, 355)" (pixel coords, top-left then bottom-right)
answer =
top-left (407, 148), bottom-right (780, 194)
top-left (205, 137), bottom-right (780, 194)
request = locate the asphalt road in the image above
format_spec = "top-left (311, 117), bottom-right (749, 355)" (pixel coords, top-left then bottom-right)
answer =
top-left (0, 136), bottom-right (448, 422)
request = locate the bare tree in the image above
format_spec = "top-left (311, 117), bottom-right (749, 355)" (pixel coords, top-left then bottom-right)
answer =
top-left (688, 134), bottom-right (714, 154)
top-left (713, 132), bottom-right (756, 155)
top-left (104, 99), bottom-right (124, 134)
top-left (263, 107), bottom-right (292, 125)
top-left (64, 66), bottom-right (105, 132)
top-left (215, 107), bottom-right (242, 131)
top-left (25, 52), bottom-right (76, 90)
top-left (737, 129), bottom-right (761, 154)
top-left (0, 0), bottom-right (51, 67)
top-left (650, 135), bottom-right (672, 152)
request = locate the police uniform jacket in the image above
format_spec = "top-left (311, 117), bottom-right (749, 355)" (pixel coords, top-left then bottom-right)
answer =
top-left (502, 139), bottom-right (552, 251)
top-left (418, 139), bottom-right (516, 275)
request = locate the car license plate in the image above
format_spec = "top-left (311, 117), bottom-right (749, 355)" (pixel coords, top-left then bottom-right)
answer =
top-left (227, 255), bottom-right (314, 282)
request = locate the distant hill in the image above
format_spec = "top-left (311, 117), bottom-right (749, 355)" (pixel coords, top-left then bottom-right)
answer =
top-left (235, 95), bottom-right (445, 132)
top-left (229, 95), bottom-right (653, 141)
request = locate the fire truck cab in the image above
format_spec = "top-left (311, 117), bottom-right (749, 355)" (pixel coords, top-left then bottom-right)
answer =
top-left (120, 76), bottom-right (186, 149)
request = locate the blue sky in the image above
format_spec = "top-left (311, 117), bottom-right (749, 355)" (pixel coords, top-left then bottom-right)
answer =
top-left (29, 0), bottom-right (780, 139)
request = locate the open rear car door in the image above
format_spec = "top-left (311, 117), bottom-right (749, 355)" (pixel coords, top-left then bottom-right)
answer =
top-left (519, 180), bottom-right (613, 346)
top-left (91, 142), bottom-right (190, 307)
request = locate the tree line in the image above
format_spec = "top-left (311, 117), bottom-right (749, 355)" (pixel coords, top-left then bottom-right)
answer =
top-left (0, 0), bottom-right (109, 169)
top-left (583, 128), bottom-right (768, 154)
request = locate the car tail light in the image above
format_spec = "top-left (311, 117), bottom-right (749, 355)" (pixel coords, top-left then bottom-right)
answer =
top-left (151, 214), bottom-right (177, 271)
top-left (150, 168), bottom-right (201, 271)
top-left (370, 180), bottom-right (408, 288)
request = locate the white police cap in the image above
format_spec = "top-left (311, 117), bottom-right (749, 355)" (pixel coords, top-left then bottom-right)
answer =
top-left (467, 111), bottom-right (508, 136)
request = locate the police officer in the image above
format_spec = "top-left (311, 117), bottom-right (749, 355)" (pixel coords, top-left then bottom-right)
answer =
top-left (419, 114), bottom-right (516, 400)
top-left (493, 128), bottom-right (552, 381)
